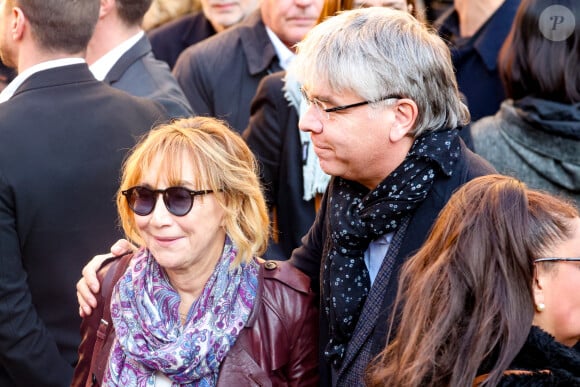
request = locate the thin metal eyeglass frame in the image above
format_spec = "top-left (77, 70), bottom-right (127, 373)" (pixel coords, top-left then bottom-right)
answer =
top-left (533, 257), bottom-right (580, 263)
top-left (121, 186), bottom-right (214, 217)
top-left (300, 87), bottom-right (402, 119)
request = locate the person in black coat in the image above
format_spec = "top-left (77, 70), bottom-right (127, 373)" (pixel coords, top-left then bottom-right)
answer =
top-left (172, 0), bottom-right (323, 135)
top-left (147, 0), bottom-right (259, 69)
top-left (0, 0), bottom-right (168, 385)
top-left (243, 72), bottom-right (316, 260)
top-left (86, 0), bottom-right (192, 119)
top-left (367, 175), bottom-right (580, 386)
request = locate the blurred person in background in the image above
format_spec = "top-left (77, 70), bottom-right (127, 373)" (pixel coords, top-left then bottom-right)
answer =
top-left (148, 0), bottom-right (259, 69)
top-left (472, 0), bottom-right (579, 207)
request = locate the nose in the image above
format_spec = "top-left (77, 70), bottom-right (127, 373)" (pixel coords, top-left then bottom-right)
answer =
top-left (299, 106), bottom-right (323, 134)
top-left (149, 194), bottom-right (172, 225)
top-left (294, 0), bottom-right (314, 6)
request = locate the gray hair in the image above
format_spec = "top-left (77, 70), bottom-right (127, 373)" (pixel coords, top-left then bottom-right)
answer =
top-left (288, 8), bottom-right (470, 136)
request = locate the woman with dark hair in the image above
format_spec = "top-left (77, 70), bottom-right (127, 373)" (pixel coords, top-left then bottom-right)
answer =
top-left (366, 174), bottom-right (580, 386)
top-left (471, 0), bottom-right (580, 207)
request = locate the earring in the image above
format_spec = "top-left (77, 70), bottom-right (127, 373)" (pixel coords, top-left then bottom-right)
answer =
top-left (536, 303), bottom-right (546, 312)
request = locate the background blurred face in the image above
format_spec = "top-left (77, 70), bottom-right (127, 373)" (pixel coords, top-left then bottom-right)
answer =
top-left (201, 0), bottom-right (259, 32)
top-left (134, 154), bottom-right (227, 275)
top-left (353, 0), bottom-right (410, 12)
top-left (0, 0), bottom-right (16, 68)
top-left (261, 0), bottom-right (323, 49)
top-left (534, 217), bottom-right (580, 347)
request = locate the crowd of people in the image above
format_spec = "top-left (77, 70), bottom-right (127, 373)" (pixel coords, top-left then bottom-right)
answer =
top-left (0, 0), bottom-right (578, 386)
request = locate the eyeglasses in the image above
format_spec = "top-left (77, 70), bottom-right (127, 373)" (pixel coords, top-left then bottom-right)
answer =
top-left (534, 257), bottom-right (580, 263)
top-left (300, 87), bottom-right (402, 120)
top-left (121, 186), bottom-right (214, 217)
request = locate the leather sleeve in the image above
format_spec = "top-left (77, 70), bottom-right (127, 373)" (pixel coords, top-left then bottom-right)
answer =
top-left (71, 253), bottom-right (132, 387)
top-left (262, 261), bottom-right (320, 386)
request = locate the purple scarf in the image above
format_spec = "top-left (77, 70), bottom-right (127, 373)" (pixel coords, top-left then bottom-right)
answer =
top-left (103, 237), bottom-right (259, 386)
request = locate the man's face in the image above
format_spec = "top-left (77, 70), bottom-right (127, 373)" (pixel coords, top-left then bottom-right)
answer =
top-left (0, 0), bottom-right (16, 68)
top-left (261, 0), bottom-right (323, 50)
top-left (201, 0), bottom-right (260, 32)
top-left (299, 81), bottom-right (401, 190)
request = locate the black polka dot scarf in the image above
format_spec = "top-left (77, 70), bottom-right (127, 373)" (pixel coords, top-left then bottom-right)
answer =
top-left (323, 127), bottom-right (461, 367)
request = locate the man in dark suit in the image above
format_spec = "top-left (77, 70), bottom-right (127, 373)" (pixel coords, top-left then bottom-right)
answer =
top-left (87, 0), bottom-right (193, 119)
top-left (148, 0), bottom-right (259, 69)
top-left (244, 71), bottom-right (317, 260)
top-left (173, 0), bottom-right (323, 134)
top-left (0, 0), bottom-right (168, 385)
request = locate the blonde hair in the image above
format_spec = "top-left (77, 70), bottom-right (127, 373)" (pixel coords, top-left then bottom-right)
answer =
top-left (117, 116), bottom-right (270, 265)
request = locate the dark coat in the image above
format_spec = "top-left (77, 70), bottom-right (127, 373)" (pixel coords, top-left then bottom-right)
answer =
top-left (103, 35), bottom-right (193, 119)
top-left (435, 0), bottom-right (520, 121)
top-left (173, 10), bottom-right (282, 134)
top-left (0, 64), bottom-right (168, 386)
top-left (72, 255), bottom-right (319, 386)
top-left (243, 71), bottom-right (316, 260)
top-left (493, 326), bottom-right (580, 386)
top-left (148, 11), bottom-right (216, 69)
top-left (289, 140), bottom-right (495, 386)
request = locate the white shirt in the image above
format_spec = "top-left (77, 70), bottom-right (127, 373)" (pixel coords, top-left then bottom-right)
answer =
top-left (364, 232), bottom-right (394, 284)
top-left (0, 58), bottom-right (85, 103)
top-left (89, 31), bottom-right (144, 81)
top-left (265, 27), bottom-right (295, 70)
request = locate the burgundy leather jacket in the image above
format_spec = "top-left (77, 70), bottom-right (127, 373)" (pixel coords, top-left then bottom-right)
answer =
top-left (72, 254), bottom-right (319, 386)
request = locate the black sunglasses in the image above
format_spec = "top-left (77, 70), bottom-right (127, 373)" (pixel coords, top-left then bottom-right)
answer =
top-left (122, 186), bottom-right (214, 217)
top-left (534, 257), bottom-right (580, 263)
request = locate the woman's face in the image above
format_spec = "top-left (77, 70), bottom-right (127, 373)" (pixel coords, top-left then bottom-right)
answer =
top-left (534, 217), bottom-right (580, 347)
top-left (134, 154), bottom-right (227, 275)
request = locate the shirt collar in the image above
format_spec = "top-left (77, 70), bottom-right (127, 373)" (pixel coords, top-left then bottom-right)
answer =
top-left (0, 57), bottom-right (85, 103)
top-left (265, 26), bottom-right (295, 70)
top-left (89, 30), bottom-right (144, 81)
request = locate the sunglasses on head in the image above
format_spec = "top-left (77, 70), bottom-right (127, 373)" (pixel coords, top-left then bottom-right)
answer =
top-left (121, 186), bottom-right (214, 217)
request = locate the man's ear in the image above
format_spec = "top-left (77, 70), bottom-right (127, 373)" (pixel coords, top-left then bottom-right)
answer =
top-left (99, 0), bottom-right (115, 18)
top-left (389, 98), bottom-right (418, 143)
top-left (11, 7), bottom-right (26, 41)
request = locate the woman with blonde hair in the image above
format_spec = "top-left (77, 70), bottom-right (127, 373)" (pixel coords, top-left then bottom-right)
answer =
top-left (72, 116), bottom-right (318, 386)
top-left (367, 174), bottom-right (580, 386)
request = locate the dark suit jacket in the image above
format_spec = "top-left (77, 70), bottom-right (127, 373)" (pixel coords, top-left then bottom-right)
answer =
top-left (243, 72), bottom-right (316, 260)
top-left (148, 11), bottom-right (216, 69)
top-left (173, 10), bottom-right (282, 134)
top-left (289, 141), bottom-right (495, 386)
top-left (104, 35), bottom-right (193, 119)
top-left (0, 64), bottom-right (168, 386)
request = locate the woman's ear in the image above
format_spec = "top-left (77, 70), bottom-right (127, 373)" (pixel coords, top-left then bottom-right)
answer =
top-left (533, 268), bottom-right (547, 312)
top-left (388, 98), bottom-right (418, 143)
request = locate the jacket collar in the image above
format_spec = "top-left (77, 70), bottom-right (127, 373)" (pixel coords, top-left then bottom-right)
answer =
top-left (103, 35), bottom-right (152, 84)
top-left (238, 10), bottom-right (280, 76)
top-left (436, 0), bottom-right (520, 71)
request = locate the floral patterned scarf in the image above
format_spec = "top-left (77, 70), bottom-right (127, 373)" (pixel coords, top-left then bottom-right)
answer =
top-left (323, 127), bottom-right (461, 366)
top-left (103, 237), bottom-right (259, 386)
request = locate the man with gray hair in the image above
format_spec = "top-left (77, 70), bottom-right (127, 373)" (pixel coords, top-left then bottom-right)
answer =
top-left (287, 8), bottom-right (495, 385)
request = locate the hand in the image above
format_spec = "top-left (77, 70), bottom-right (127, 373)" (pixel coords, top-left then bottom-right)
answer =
top-left (76, 239), bottom-right (135, 317)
